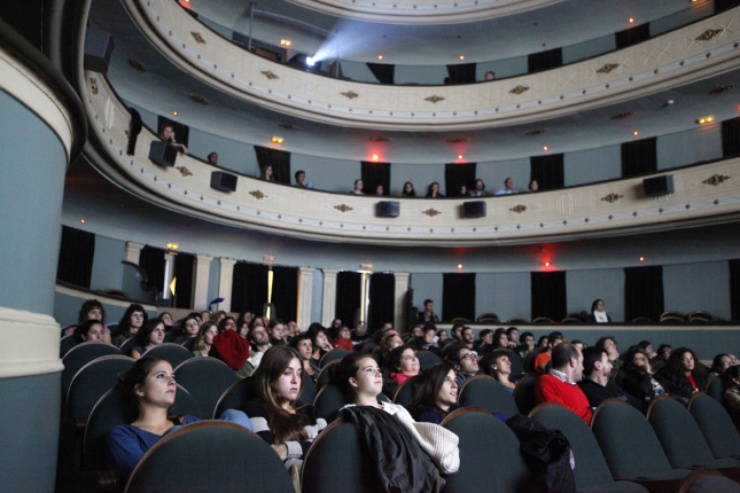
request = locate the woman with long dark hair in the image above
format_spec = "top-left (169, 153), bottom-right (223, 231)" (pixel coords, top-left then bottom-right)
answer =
top-left (130, 319), bottom-right (166, 360)
top-left (657, 347), bottom-right (708, 399)
top-left (409, 363), bottom-right (459, 424)
top-left (111, 304), bottom-right (148, 347)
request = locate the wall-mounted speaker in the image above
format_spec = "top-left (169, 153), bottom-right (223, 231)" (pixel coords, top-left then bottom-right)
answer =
top-left (84, 27), bottom-right (114, 75)
top-left (643, 175), bottom-right (674, 197)
top-left (463, 201), bottom-right (486, 218)
top-left (148, 141), bottom-right (178, 167)
top-left (211, 171), bottom-right (238, 192)
top-left (376, 201), bottom-right (400, 218)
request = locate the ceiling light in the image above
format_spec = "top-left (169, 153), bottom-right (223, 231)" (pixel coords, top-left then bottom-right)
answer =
top-left (459, 55), bottom-right (465, 61)
top-left (279, 39), bottom-right (292, 47)
top-left (458, 155), bottom-right (463, 160)
top-left (457, 264), bottom-right (463, 269)
top-left (543, 146), bottom-right (549, 151)
top-left (545, 261), bottom-right (550, 267)
top-left (633, 131), bottom-right (639, 136)
top-left (378, 55), bottom-right (383, 61)
top-left (172, 111), bottom-right (178, 116)
top-left (696, 116), bottom-right (714, 125)
top-left (639, 256), bottom-right (645, 262)
top-left (372, 154), bottom-right (379, 161)
top-left (166, 243), bottom-right (179, 250)
top-left (80, 218), bottom-right (86, 224)
top-left (271, 136), bottom-right (284, 144)
top-left (629, 17), bottom-right (635, 23)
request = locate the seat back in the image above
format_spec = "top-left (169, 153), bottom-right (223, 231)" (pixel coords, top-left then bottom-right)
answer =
top-left (416, 350), bottom-right (441, 371)
top-left (705, 376), bottom-right (726, 405)
top-left (119, 337), bottom-right (137, 357)
top-left (212, 377), bottom-right (257, 419)
top-left (319, 348), bottom-right (349, 368)
top-left (84, 384), bottom-right (201, 471)
top-left (688, 393), bottom-right (740, 459)
top-left (394, 374), bottom-right (421, 408)
top-left (125, 421), bottom-right (293, 493)
top-left (442, 408), bottom-right (533, 493)
top-left (522, 347), bottom-right (545, 373)
top-left (67, 355), bottom-right (134, 420)
top-left (513, 373), bottom-right (538, 414)
top-left (591, 399), bottom-right (679, 481)
top-left (647, 395), bottom-right (719, 469)
top-left (302, 419), bottom-right (377, 493)
top-left (678, 468), bottom-right (740, 493)
top-left (62, 342), bottom-right (122, 396)
top-left (60, 334), bottom-right (80, 357)
top-left (313, 384), bottom-right (349, 422)
top-left (174, 357), bottom-right (239, 419)
top-left (458, 375), bottom-right (519, 417)
top-left (144, 343), bottom-right (194, 368)
top-left (529, 403), bottom-right (617, 490)
top-left (316, 360), bottom-right (340, 389)
top-left (503, 349), bottom-right (524, 379)
top-left (301, 371), bottom-right (318, 405)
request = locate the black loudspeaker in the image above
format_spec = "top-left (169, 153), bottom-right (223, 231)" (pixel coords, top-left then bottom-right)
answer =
top-left (84, 27), bottom-right (114, 75)
top-left (463, 201), bottom-right (486, 218)
top-left (148, 141), bottom-right (178, 167)
top-left (643, 175), bottom-right (674, 197)
top-left (211, 171), bottom-right (238, 192)
top-left (376, 201), bottom-right (400, 218)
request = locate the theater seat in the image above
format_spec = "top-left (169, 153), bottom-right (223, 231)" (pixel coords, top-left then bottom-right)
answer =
top-left (174, 357), bottom-right (239, 419)
top-left (458, 375), bottom-right (518, 418)
top-left (688, 393), bottom-right (740, 460)
top-left (513, 373), bottom-right (538, 414)
top-left (61, 342), bottom-right (123, 398)
top-left (143, 343), bottom-right (194, 368)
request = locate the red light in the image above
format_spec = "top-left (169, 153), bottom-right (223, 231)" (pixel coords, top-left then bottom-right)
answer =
top-left (545, 261), bottom-right (550, 267)
top-left (372, 154), bottom-right (379, 161)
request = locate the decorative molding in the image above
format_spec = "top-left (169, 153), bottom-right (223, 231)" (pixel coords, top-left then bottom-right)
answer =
top-left (127, 58), bottom-right (146, 72)
top-left (89, 77), bottom-right (98, 95)
top-left (708, 84), bottom-right (735, 95)
top-left (696, 29), bottom-right (723, 42)
top-left (190, 32), bottom-right (206, 43)
top-left (279, 123), bottom-right (299, 130)
top-left (422, 208), bottom-right (441, 217)
top-left (509, 85), bottom-right (530, 95)
top-left (596, 63), bottom-right (619, 74)
top-left (600, 193), bottom-right (624, 203)
top-left (189, 94), bottom-right (209, 104)
top-left (261, 70), bottom-right (279, 80)
top-left (175, 166), bottom-right (192, 177)
top-left (425, 95), bottom-right (445, 103)
top-left (509, 204), bottom-right (527, 213)
top-left (341, 91), bottom-right (359, 99)
top-left (249, 190), bottom-right (267, 199)
top-left (611, 111), bottom-right (633, 120)
top-left (334, 204), bottom-right (353, 212)
top-left (703, 174), bottom-right (730, 186)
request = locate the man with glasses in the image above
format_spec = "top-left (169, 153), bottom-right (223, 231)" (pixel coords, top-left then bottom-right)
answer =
top-left (445, 343), bottom-right (480, 389)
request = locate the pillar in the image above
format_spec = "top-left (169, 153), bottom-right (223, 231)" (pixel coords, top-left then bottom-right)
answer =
top-left (297, 267), bottom-right (315, 331)
top-left (321, 268), bottom-right (338, 327)
top-left (217, 258), bottom-right (237, 313)
top-left (192, 255), bottom-right (212, 310)
top-left (394, 272), bottom-right (411, 333)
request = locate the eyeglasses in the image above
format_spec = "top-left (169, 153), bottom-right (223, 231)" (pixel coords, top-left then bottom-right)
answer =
top-left (460, 352), bottom-right (478, 362)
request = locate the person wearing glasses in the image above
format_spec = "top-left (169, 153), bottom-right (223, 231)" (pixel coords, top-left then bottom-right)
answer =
top-left (444, 343), bottom-right (479, 389)
top-left (383, 345), bottom-right (420, 398)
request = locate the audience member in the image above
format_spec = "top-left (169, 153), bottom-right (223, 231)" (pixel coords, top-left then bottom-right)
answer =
top-left (158, 312), bottom-right (174, 331)
top-left (528, 179), bottom-right (539, 192)
top-left (710, 353), bottom-right (733, 378)
top-left (481, 349), bottom-right (517, 392)
top-left (460, 327), bottom-right (476, 350)
top-left (268, 320), bottom-right (286, 346)
top-left (245, 324), bottom-right (272, 375)
top-left (437, 329), bottom-right (449, 346)
top-left (494, 177), bottom-right (518, 195)
top-left (130, 319), bottom-right (166, 360)
top-left (652, 344), bottom-right (672, 370)
top-left (192, 321), bottom-right (217, 357)
top-left (657, 347), bottom-right (708, 400)
top-left (243, 346), bottom-right (326, 469)
top-left (211, 317), bottom-right (251, 376)
top-left (474, 329), bottom-right (494, 354)
top-left (294, 170), bottom-right (313, 188)
top-left (426, 182), bottom-right (444, 198)
top-left (172, 314), bottom-right (199, 344)
top-left (724, 365), bottom-right (740, 423)
top-left (330, 324), bottom-right (354, 352)
top-left (64, 299), bottom-right (110, 341)
top-left (411, 324), bottom-right (440, 354)
top-left (484, 71), bottom-right (496, 81)
top-left (444, 343), bottom-right (479, 389)
top-left (286, 321), bottom-right (299, 341)
top-left (72, 319), bottom-right (106, 343)
top-left (400, 181), bottom-right (416, 197)
top-left (637, 340), bottom-right (657, 361)
top-left (377, 332), bottom-right (404, 366)
top-left (351, 179), bottom-right (364, 195)
top-left (375, 184), bottom-right (385, 196)
top-left (410, 363), bottom-right (459, 424)
top-left (383, 345), bottom-right (421, 397)
top-left (534, 343), bottom-right (592, 424)
top-left (506, 327), bottom-right (519, 349)
top-left (517, 331), bottom-right (536, 358)
top-left (290, 333), bottom-right (319, 383)
top-left (595, 336), bottom-right (621, 378)
top-left (111, 304), bottom-right (148, 347)
top-left (159, 125), bottom-right (187, 154)
top-left (534, 331), bottom-right (564, 374)
top-left (350, 322), bottom-right (369, 348)
top-left (306, 323), bottom-right (333, 367)
top-left (260, 165), bottom-right (275, 181)
top-left (457, 184), bottom-right (468, 197)
top-left (578, 347), bottom-right (643, 411)
top-left (588, 299), bottom-right (611, 324)
top-left (619, 346), bottom-right (666, 405)
top-left (207, 152), bottom-right (218, 165)
top-left (468, 179), bottom-right (488, 197)
top-left (450, 323), bottom-right (465, 343)
top-left (418, 298), bottom-right (440, 323)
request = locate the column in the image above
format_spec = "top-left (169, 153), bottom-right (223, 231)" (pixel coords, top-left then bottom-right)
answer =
top-left (394, 272), bottom-right (411, 333)
top-left (321, 268), bottom-right (338, 327)
top-left (217, 258), bottom-right (237, 313)
top-left (297, 267), bottom-right (315, 331)
top-left (192, 255), bottom-right (212, 310)
top-left (162, 252), bottom-right (176, 304)
top-left (124, 241), bottom-right (144, 264)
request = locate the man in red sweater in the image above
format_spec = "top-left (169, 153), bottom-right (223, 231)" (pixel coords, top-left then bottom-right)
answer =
top-left (534, 342), bottom-right (593, 424)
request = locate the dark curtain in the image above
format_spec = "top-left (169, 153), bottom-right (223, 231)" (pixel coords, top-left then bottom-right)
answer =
top-left (366, 63), bottom-right (395, 85)
top-left (361, 161), bottom-right (391, 196)
top-left (57, 226), bottom-right (95, 288)
top-left (272, 266), bottom-right (298, 322)
top-left (530, 272), bottom-right (566, 322)
top-left (721, 117), bottom-right (740, 158)
top-left (615, 23), bottom-right (650, 49)
top-left (445, 162), bottom-right (477, 197)
top-left (715, 0), bottom-right (740, 13)
top-left (139, 246), bottom-right (166, 296)
top-left (624, 266), bottom-right (664, 322)
top-left (530, 153), bottom-right (564, 191)
top-left (173, 252), bottom-right (194, 309)
top-left (730, 260), bottom-right (740, 321)
top-left (336, 271), bottom-right (362, 329)
top-left (528, 48), bottom-right (562, 74)
top-left (443, 273), bottom-right (476, 322)
top-left (446, 63), bottom-right (476, 84)
top-left (254, 146), bottom-right (291, 184)
top-left (368, 273), bottom-right (395, 332)
top-left (157, 116), bottom-right (189, 147)
top-left (231, 262), bottom-right (268, 315)
top-left (621, 137), bottom-right (657, 178)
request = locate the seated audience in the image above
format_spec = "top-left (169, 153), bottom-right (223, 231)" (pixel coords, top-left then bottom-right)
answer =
top-left (652, 343), bottom-right (672, 370)
top-left (444, 343), bottom-right (479, 389)
top-left (619, 346), bottom-right (666, 405)
top-left (158, 312), bottom-right (174, 331)
top-left (517, 331), bottom-right (536, 358)
top-left (481, 349), bottom-right (517, 392)
top-left (474, 329), bottom-right (494, 354)
top-left (268, 320), bottom-right (286, 346)
top-left (211, 317), bottom-right (251, 377)
top-left (494, 177), bottom-right (518, 195)
top-left (375, 184), bottom-right (385, 196)
top-left (333, 353), bottom-right (460, 482)
top-left (594, 335), bottom-right (621, 378)
top-left (330, 324), bottom-right (354, 352)
top-left (64, 299), bottom-right (111, 343)
top-left (437, 329), bottom-right (449, 346)
top-left (243, 346), bottom-right (327, 469)
top-left (260, 164), bottom-right (275, 181)
top-left (468, 179), bottom-right (488, 197)
top-left (587, 299), bottom-right (611, 324)
top-left (578, 347), bottom-right (644, 411)
top-left (191, 321), bottom-right (217, 357)
top-left (159, 124), bottom-right (187, 154)
top-left (492, 328), bottom-right (509, 351)
top-left (244, 324), bottom-right (272, 375)
top-left (528, 179), bottom-right (539, 192)
top-left (710, 353), bottom-right (733, 378)
top-left (130, 319), bottom-right (166, 360)
top-left (637, 340), bottom-right (657, 362)
top-left (351, 179), bottom-right (364, 195)
top-left (506, 327), bottom-right (519, 349)
top-left (411, 324), bottom-right (440, 354)
top-left (290, 333), bottom-right (319, 383)
top-left (457, 184), bottom-right (468, 197)
top-left (376, 332), bottom-right (404, 366)
top-left (400, 181), bottom-right (416, 197)
top-left (207, 151), bottom-right (218, 165)
top-left (460, 327), bottom-right (476, 350)
top-left (724, 365), bottom-right (740, 423)
top-left (418, 298), bottom-right (440, 323)
top-left (350, 322), bottom-right (369, 349)
top-left (306, 323), bottom-right (333, 367)
top-left (72, 319), bottom-right (106, 343)
top-left (383, 345), bottom-right (421, 397)
top-left (409, 363), bottom-right (460, 424)
top-left (534, 331), bottom-right (564, 374)
top-left (171, 314), bottom-right (199, 344)
top-left (294, 170), bottom-right (313, 188)
top-left (534, 343), bottom-right (592, 424)
top-left (426, 182), bottom-right (444, 198)
top-left (657, 347), bottom-right (708, 400)
top-left (111, 304), bottom-right (148, 347)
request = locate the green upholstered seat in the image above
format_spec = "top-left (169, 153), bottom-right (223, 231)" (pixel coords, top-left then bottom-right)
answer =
top-left (174, 357), bottom-right (239, 419)
top-left (67, 355), bottom-right (134, 421)
top-left (513, 372), bottom-right (538, 415)
top-left (689, 393), bottom-right (740, 460)
top-left (211, 377), bottom-right (257, 419)
top-left (62, 342), bottom-right (122, 397)
top-left (143, 342), bottom-right (194, 369)
top-left (416, 350), bottom-right (441, 371)
top-left (458, 374), bottom-right (519, 418)
top-left (319, 348), bottom-right (350, 368)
